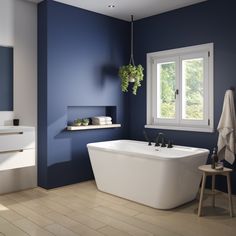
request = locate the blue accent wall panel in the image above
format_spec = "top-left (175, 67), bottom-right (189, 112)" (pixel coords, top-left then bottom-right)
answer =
top-left (38, 0), bottom-right (48, 187)
top-left (130, 0), bottom-right (236, 193)
top-left (38, 0), bottom-right (130, 188)
top-left (0, 46), bottom-right (13, 111)
top-left (38, 0), bottom-right (236, 193)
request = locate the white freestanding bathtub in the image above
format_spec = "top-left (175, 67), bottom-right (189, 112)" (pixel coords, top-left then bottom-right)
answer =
top-left (87, 140), bottom-right (209, 209)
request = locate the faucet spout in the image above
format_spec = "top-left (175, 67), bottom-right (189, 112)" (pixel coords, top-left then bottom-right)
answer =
top-left (155, 132), bottom-right (164, 147)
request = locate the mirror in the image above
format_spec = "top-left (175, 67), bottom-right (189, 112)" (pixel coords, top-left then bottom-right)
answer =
top-left (0, 46), bottom-right (13, 111)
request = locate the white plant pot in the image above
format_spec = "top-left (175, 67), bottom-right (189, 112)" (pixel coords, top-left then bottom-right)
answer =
top-left (129, 77), bottom-right (135, 83)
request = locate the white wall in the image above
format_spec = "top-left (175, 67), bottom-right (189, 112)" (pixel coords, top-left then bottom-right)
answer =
top-left (0, 0), bottom-right (14, 125)
top-left (0, 0), bottom-right (37, 194)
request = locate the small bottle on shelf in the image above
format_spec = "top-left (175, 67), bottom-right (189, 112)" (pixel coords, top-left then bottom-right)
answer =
top-left (211, 147), bottom-right (218, 169)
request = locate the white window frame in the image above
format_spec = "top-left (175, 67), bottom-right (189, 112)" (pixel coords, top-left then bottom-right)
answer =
top-left (146, 43), bottom-right (214, 133)
top-left (153, 56), bottom-right (179, 125)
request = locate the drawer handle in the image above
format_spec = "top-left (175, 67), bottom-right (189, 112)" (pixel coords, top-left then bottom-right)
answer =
top-left (0, 132), bottom-right (24, 135)
top-left (0, 149), bottom-right (24, 154)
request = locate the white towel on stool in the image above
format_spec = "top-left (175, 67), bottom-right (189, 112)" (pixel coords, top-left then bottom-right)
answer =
top-left (217, 90), bottom-right (236, 164)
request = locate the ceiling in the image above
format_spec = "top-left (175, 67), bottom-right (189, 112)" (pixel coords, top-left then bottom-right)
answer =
top-left (28, 0), bottom-right (207, 21)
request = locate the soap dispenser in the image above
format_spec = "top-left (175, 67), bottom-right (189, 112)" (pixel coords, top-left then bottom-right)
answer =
top-left (211, 147), bottom-right (218, 169)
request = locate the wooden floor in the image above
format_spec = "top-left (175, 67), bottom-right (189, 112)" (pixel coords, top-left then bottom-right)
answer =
top-left (0, 181), bottom-right (235, 236)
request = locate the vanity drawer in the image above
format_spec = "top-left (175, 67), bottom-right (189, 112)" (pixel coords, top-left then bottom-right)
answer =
top-left (0, 130), bottom-right (35, 151)
top-left (0, 148), bottom-right (35, 171)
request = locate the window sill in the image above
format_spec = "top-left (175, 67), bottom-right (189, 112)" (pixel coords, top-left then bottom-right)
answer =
top-left (144, 124), bottom-right (214, 133)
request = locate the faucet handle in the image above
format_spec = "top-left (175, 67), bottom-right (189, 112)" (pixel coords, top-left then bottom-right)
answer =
top-left (155, 136), bottom-right (160, 146)
top-left (161, 137), bottom-right (166, 147)
top-left (143, 130), bottom-right (152, 146)
top-left (167, 139), bottom-right (173, 148)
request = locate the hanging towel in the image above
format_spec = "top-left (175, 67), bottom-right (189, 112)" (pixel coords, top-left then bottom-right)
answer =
top-left (217, 90), bottom-right (236, 164)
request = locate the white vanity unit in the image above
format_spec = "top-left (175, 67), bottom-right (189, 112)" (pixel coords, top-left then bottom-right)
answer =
top-left (0, 126), bottom-right (35, 171)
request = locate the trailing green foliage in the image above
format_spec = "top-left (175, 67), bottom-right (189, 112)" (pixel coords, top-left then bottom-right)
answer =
top-left (118, 64), bottom-right (144, 95)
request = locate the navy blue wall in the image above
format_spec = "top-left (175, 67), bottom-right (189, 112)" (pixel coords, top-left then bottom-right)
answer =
top-left (38, 0), bottom-right (130, 188)
top-left (38, 0), bottom-right (48, 187)
top-left (131, 0), bottom-right (236, 193)
top-left (0, 46), bottom-right (13, 111)
top-left (38, 0), bottom-right (236, 193)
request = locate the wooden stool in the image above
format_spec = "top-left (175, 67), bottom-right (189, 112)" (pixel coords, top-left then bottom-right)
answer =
top-left (198, 165), bottom-right (233, 217)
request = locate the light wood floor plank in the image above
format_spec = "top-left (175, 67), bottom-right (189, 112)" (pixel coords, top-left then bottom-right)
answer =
top-left (72, 188), bottom-right (130, 206)
top-left (0, 207), bottom-right (24, 223)
top-left (69, 223), bottom-right (105, 236)
top-left (45, 210), bottom-right (105, 236)
top-left (49, 194), bottom-right (99, 209)
top-left (98, 225), bottom-right (132, 236)
top-left (8, 203), bottom-right (54, 227)
top-left (136, 211), bottom-right (235, 236)
top-left (45, 223), bottom-right (79, 236)
top-left (0, 196), bottom-right (18, 206)
top-left (46, 211), bottom-right (79, 227)
top-left (36, 197), bottom-right (75, 215)
top-left (0, 217), bottom-right (30, 236)
top-left (94, 206), bottom-right (181, 236)
top-left (13, 218), bottom-right (55, 236)
top-left (68, 208), bottom-right (153, 236)
top-left (20, 200), bottom-right (54, 216)
top-left (67, 212), bottom-right (106, 230)
top-left (99, 203), bottom-right (140, 216)
top-left (0, 181), bottom-right (236, 236)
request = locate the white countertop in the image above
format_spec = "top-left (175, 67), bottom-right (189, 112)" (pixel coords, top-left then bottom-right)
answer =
top-left (0, 126), bottom-right (35, 133)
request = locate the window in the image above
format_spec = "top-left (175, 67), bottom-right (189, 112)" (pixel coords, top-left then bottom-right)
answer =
top-left (146, 43), bottom-right (214, 132)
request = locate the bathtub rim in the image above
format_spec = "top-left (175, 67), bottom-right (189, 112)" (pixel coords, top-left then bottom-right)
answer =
top-left (87, 139), bottom-right (210, 161)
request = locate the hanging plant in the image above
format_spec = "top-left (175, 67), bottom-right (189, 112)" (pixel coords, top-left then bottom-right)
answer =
top-left (118, 15), bottom-right (144, 95)
top-left (119, 64), bottom-right (144, 95)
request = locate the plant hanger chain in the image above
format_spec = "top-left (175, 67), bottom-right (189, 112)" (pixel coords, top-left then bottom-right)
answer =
top-left (129, 15), bottom-right (135, 66)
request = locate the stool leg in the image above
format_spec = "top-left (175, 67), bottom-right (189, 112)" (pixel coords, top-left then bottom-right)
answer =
top-left (226, 173), bottom-right (233, 217)
top-left (198, 172), bottom-right (206, 217)
top-left (212, 174), bottom-right (215, 207)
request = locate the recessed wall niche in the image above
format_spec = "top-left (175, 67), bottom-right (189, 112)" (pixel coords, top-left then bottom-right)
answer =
top-left (67, 106), bottom-right (117, 125)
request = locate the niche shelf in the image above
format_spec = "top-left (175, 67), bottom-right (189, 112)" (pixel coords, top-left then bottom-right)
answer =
top-left (66, 105), bottom-right (120, 131)
top-left (67, 124), bottom-right (121, 131)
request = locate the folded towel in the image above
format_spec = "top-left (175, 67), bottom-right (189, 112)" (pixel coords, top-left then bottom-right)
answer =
top-left (92, 120), bottom-right (112, 125)
top-left (217, 90), bottom-right (236, 164)
top-left (92, 116), bottom-right (112, 121)
top-left (92, 116), bottom-right (112, 122)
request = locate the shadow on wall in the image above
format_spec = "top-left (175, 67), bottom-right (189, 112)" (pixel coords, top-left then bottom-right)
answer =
top-left (101, 64), bottom-right (119, 80)
top-left (47, 159), bottom-right (94, 189)
top-left (46, 122), bottom-right (122, 188)
top-left (100, 33), bottom-right (124, 83)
